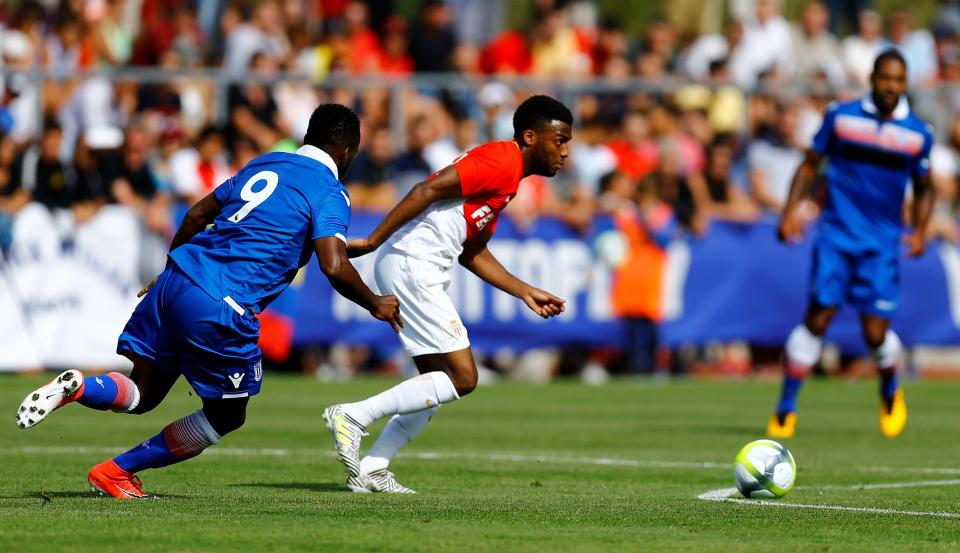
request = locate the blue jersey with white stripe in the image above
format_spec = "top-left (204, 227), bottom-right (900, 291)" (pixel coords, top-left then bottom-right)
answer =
top-left (169, 146), bottom-right (350, 313)
top-left (811, 96), bottom-right (933, 251)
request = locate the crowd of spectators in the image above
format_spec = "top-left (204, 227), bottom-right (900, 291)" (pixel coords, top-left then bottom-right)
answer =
top-left (3, 0), bottom-right (960, 377)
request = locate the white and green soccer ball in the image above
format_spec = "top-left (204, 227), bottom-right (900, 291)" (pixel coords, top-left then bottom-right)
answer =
top-left (733, 439), bottom-right (796, 498)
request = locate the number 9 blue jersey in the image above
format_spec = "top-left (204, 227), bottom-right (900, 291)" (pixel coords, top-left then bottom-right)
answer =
top-left (169, 145), bottom-right (350, 313)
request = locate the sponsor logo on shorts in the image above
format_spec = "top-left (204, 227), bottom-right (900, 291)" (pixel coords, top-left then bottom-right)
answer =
top-left (228, 372), bottom-right (245, 389)
top-left (253, 361), bottom-right (263, 382)
top-left (448, 320), bottom-right (464, 337)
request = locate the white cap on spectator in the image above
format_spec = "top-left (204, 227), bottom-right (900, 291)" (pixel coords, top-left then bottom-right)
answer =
top-left (84, 126), bottom-right (125, 150)
top-left (477, 82), bottom-right (515, 108)
top-left (2, 30), bottom-right (32, 61)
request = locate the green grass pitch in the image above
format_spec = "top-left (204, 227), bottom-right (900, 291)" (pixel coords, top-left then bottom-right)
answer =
top-left (2, 374), bottom-right (960, 552)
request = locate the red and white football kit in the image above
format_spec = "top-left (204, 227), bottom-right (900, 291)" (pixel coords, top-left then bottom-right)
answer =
top-left (375, 141), bottom-right (523, 356)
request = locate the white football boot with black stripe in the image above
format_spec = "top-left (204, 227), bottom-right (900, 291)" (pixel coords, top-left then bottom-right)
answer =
top-left (362, 468), bottom-right (416, 494)
top-left (15, 370), bottom-right (83, 429)
top-left (322, 405), bottom-right (366, 479)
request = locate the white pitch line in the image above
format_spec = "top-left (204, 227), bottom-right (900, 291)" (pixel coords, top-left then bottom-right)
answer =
top-left (809, 479), bottom-right (960, 491)
top-left (698, 487), bottom-right (960, 519)
top-left (10, 446), bottom-right (960, 476)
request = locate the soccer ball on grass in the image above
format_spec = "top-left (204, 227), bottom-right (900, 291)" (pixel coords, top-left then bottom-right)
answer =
top-left (733, 439), bottom-right (796, 498)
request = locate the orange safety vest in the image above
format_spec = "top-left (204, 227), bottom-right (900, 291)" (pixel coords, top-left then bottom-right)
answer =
top-left (610, 205), bottom-right (669, 321)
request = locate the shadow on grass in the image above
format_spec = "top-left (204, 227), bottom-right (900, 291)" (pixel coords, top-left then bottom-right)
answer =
top-left (231, 482), bottom-right (349, 493)
top-left (0, 491), bottom-right (189, 500)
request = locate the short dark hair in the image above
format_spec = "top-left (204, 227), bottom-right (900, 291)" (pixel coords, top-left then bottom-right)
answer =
top-left (303, 104), bottom-right (361, 151)
top-left (512, 95), bottom-right (573, 139)
top-left (873, 49), bottom-right (907, 74)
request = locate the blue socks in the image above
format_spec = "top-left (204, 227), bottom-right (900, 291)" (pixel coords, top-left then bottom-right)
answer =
top-left (75, 373), bottom-right (139, 412)
top-left (880, 371), bottom-right (899, 409)
top-left (114, 433), bottom-right (180, 473)
top-left (776, 374), bottom-right (805, 416)
top-left (113, 409), bottom-right (221, 473)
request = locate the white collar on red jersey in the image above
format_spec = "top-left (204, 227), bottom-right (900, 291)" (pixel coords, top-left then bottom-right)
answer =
top-left (295, 144), bottom-right (339, 180)
top-left (861, 95), bottom-right (910, 121)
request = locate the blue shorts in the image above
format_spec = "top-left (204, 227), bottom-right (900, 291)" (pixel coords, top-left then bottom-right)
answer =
top-left (117, 265), bottom-right (263, 399)
top-left (808, 240), bottom-right (900, 318)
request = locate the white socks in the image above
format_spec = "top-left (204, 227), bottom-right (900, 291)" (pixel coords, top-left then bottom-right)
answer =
top-left (343, 371), bottom-right (459, 428)
top-left (784, 324), bottom-right (823, 375)
top-left (360, 406), bottom-right (440, 474)
top-left (872, 330), bottom-right (903, 370)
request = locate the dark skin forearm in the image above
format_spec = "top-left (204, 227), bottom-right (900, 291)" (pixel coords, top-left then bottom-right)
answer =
top-left (167, 192), bottom-right (223, 264)
top-left (315, 237), bottom-right (378, 312)
top-left (458, 234), bottom-right (526, 298)
top-left (782, 151), bottom-right (821, 215)
top-left (912, 174), bottom-right (935, 236)
top-left (349, 166), bottom-right (463, 257)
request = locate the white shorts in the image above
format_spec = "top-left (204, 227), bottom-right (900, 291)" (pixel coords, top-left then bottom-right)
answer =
top-left (374, 249), bottom-right (470, 357)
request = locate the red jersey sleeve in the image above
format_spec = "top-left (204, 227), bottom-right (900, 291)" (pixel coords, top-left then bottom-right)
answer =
top-left (454, 141), bottom-right (523, 197)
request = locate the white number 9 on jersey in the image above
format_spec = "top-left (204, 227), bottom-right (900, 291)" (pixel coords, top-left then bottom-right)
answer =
top-left (227, 170), bottom-right (279, 223)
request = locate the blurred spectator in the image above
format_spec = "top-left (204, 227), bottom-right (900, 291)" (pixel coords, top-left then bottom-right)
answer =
top-left (342, 0), bottom-right (386, 74)
top-left (448, 0), bottom-right (507, 47)
top-left (345, 125), bottom-right (396, 212)
top-left (530, 7), bottom-right (592, 77)
top-left (169, 125), bottom-right (230, 206)
top-left (479, 29), bottom-right (531, 75)
top-left (607, 111), bottom-right (659, 182)
top-left (826, 0), bottom-right (874, 35)
top-left (604, 171), bottom-right (676, 374)
top-left (388, 114), bottom-right (434, 197)
top-left (380, 15), bottom-right (413, 75)
top-left (9, 120), bottom-right (74, 210)
top-left (790, 2), bottom-right (845, 87)
top-left (732, 0), bottom-right (793, 88)
top-left (887, 9), bottom-right (938, 85)
top-left (700, 138), bottom-right (760, 223)
top-left (664, 0), bottom-right (723, 37)
top-left (930, 115), bottom-right (960, 243)
top-left (640, 18), bottom-right (679, 74)
top-left (476, 82), bottom-right (515, 141)
top-left (592, 18), bottom-right (635, 77)
top-left (842, 9), bottom-right (884, 87)
top-left (3, 30), bottom-right (40, 143)
top-left (570, 117), bottom-right (618, 197)
top-left (408, 0), bottom-right (456, 73)
top-left (645, 145), bottom-right (702, 234)
top-left (222, 1), bottom-right (290, 75)
top-left (682, 20), bottom-right (738, 82)
top-left (748, 100), bottom-right (804, 212)
top-left (89, 0), bottom-right (136, 66)
top-left (228, 53), bottom-right (284, 152)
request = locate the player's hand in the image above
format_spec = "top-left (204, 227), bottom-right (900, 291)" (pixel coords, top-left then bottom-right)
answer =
top-left (137, 276), bottom-right (159, 298)
top-left (346, 238), bottom-right (379, 258)
top-left (777, 208), bottom-right (806, 244)
top-left (904, 231), bottom-right (926, 258)
top-left (521, 287), bottom-right (566, 319)
top-left (371, 294), bottom-right (403, 332)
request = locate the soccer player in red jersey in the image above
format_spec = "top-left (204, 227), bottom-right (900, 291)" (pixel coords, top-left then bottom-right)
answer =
top-left (323, 95), bottom-right (573, 493)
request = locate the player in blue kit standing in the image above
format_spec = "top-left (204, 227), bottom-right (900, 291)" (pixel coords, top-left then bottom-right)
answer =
top-left (15, 104), bottom-right (402, 498)
top-left (767, 50), bottom-right (935, 439)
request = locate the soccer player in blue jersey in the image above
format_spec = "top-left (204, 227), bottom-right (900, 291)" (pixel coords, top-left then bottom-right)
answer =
top-left (767, 50), bottom-right (935, 439)
top-left (15, 104), bottom-right (402, 498)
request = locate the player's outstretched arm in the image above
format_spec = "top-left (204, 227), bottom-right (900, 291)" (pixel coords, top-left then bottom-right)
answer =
top-left (459, 236), bottom-right (565, 319)
top-left (347, 166), bottom-right (463, 258)
top-left (314, 236), bottom-right (403, 332)
top-left (907, 173), bottom-right (935, 257)
top-left (778, 150), bottom-right (823, 244)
